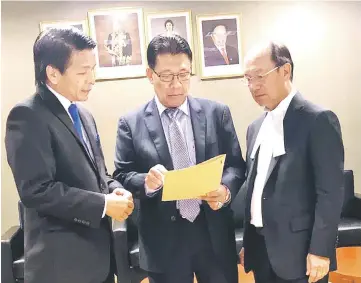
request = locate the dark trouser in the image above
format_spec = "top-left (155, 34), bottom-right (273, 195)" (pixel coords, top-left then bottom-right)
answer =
top-left (148, 209), bottom-right (233, 283)
top-left (103, 226), bottom-right (117, 283)
top-left (251, 226), bottom-right (329, 283)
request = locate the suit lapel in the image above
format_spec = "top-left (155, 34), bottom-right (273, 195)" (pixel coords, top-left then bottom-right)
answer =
top-left (144, 99), bottom-right (174, 170)
top-left (264, 92), bottom-right (305, 187)
top-left (188, 97), bottom-right (206, 164)
top-left (245, 148), bottom-right (260, 220)
top-left (263, 156), bottom-right (280, 187)
top-left (248, 113), bottom-right (281, 187)
top-left (38, 86), bottom-right (99, 174)
top-left (78, 107), bottom-right (101, 172)
top-left (246, 116), bottom-right (265, 191)
top-left (283, 92), bottom-right (305, 154)
top-left (248, 115), bottom-right (266, 159)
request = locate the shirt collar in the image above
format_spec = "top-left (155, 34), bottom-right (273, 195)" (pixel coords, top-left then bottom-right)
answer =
top-left (154, 94), bottom-right (190, 117)
top-left (250, 88), bottom-right (297, 159)
top-left (46, 84), bottom-right (73, 111)
top-left (266, 87), bottom-right (297, 119)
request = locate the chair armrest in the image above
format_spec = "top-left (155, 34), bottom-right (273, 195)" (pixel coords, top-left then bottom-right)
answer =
top-left (1, 226), bottom-right (23, 283)
top-left (112, 220), bottom-right (131, 283)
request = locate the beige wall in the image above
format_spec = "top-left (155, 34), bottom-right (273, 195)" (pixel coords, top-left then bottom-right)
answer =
top-left (2, 1), bottom-right (361, 233)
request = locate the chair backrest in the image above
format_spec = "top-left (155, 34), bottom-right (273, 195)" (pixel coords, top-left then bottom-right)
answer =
top-left (341, 170), bottom-right (355, 217)
top-left (18, 201), bottom-right (25, 230)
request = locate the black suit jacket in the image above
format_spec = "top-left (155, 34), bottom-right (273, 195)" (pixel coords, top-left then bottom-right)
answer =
top-left (5, 85), bottom-right (121, 283)
top-left (243, 93), bottom-right (344, 280)
top-left (204, 45), bottom-right (239, 67)
top-left (113, 97), bottom-right (246, 276)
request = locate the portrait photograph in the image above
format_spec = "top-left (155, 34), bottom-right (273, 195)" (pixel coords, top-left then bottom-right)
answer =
top-left (39, 20), bottom-right (88, 34)
top-left (196, 14), bottom-right (243, 79)
top-left (145, 10), bottom-right (195, 73)
top-left (87, 7), bottom-right (146, 80)
top-left (146, 11), bottom-right (192, 43)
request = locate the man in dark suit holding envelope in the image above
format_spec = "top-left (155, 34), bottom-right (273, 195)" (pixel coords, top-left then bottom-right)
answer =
top-left (113, 34), bottom-right (246, 283)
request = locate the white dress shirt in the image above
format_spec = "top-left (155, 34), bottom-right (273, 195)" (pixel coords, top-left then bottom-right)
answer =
top-left (145, 95), bottom-right (196, 195)
top-left (145, 96), bottom-right (231, 206)
top-left (46, 85), bottom-right (107, 218)
top-left (216, 45), bottom-right (228, 57)
top-left (250, 89), bottom-right (297, 227)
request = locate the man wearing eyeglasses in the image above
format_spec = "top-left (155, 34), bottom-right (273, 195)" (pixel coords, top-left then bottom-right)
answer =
top-left (113, 34), bottom-right (246, 283)
top-left (239, 42), bottom-right (344, 283)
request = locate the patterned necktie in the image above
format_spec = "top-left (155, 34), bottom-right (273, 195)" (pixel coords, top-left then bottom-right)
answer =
top-left (165, 108), bottom-right (200, 222)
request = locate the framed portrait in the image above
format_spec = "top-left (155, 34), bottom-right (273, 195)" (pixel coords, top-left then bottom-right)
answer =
top-left (87, 7), bottom-right (147, 80)
top-left (196, 14), bottom-right (243, 79)
top-left (39, 20), bottom-right (88, 34)
top-left (145, 10), bottom-right (195, 73)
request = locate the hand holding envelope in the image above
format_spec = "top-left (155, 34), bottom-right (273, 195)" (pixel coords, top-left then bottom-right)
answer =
top-left (162, 154), bottom-right (227, 202)
top-left (145, 164), bottom-right (168, 192)
top-left (144, 155), bottom-right (227, 210)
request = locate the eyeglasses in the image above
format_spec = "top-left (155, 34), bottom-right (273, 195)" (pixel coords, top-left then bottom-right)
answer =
top-left (241, 66), bottom-right (280, 86)
top-left (152, 69), bottom-right (191, 82)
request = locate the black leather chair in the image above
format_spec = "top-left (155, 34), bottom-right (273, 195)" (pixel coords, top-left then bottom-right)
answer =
top-left (2, 170), bottom-right (361, 283)
top-left (1, 202), bottom-right (24, 283)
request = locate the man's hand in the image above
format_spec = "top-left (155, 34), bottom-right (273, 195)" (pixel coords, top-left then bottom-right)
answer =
top-left (306, 253), bottom-right (330, 283)
top-left (199, 185), bottom-right (229, 210)
top-left (113, 188), bottom-right (133, 200)
top-left (145, 164), bottom-right (167, 192)
top-left (239, 247), bottom-right (245, 266)
top-left (105, 190), bottom-right (134, 221)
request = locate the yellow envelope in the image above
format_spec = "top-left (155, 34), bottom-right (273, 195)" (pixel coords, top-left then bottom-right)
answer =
top-left (161, 154), bottom-right (226, 201)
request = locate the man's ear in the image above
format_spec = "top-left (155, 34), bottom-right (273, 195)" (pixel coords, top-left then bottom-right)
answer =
top-left (282, 63), bottom-right (292, 81)
top-left (146, 67), bottom-right (154, 84)
top-left (46, 65), bottom-right (61, 85)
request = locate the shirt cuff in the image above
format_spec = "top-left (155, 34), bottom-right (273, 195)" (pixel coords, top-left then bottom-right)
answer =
top-left (102, 195), bottom-right (107, 218)
top-left (145, 183), bottom-right (162, 197)
top-left (223, 185), bottom-right (232, 206)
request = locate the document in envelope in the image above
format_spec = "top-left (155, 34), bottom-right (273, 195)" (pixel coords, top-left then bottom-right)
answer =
top-left (161, 154), bottom-right (226, 201)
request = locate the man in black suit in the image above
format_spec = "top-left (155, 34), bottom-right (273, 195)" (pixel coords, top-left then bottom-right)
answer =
top-left (239, 42), bottom-right (344, 283)
top-left (113, 35), bottom-right (246, 283)
top-left (5, 28), bottom-right (134, 283)
top-left (204, 24), bottom-right (239, 67)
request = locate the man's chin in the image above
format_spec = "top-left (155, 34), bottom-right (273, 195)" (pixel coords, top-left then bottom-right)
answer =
top-left (164, 96), bottom-right (186, 108)
top-left (78, 91), bottom-right (91, 101)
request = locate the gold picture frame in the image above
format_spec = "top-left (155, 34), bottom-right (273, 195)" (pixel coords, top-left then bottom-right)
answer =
top-left (144, 10), bottom-right (195, 74)
top-left (87, 7), bottom-right (147, 80)
top-left (196, 13), bottom-right (244, 80)
top-left (39, 20), bottom-right (88, 34)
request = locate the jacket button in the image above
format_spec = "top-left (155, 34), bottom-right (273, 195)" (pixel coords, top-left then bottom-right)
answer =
top-left (74, 218), bottom-right (78, 222)
top-left (171, 216), bottom-right (176, 222)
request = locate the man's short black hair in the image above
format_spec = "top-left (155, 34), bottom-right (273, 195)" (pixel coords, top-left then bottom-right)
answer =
top-left (147, 34), bottom-right (192, 70)
top-left (33, 27), bottom-right (96, 86)
top-left (269, 42), bottom-right (294, 81)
